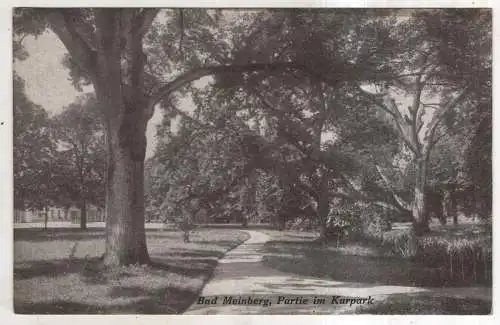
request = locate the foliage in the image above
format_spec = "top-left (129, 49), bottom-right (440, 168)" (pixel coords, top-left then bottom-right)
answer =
top-left (345, 205), bottom-right (393, 242)
top-left (146, 9), bottom-right (492, 237)
top-left (13, 72), bottom-right (56, 210)
top-left (14, 8), bottom-right (492, 263)
top-left (335, 10), bottom-right (491, 232)
top-left (148, 113), bottom-right (252, 224)
top-left (51, 94), bottom-right (106, 211)
top-left (462, 116), bottom-right (492, 218)
top-left (382, 229), bottom-right (418, 258)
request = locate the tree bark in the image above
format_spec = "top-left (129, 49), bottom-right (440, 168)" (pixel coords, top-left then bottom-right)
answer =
top-left (441, 189), bottom-right (451, 226)
top-left (412, 159), bottom-right (430, 235)
top-left (319, 223), bottom-right (327, 241)
top-left (44, 206), bottom-right (48, 230)
top-left (453, 212), bottom-right (458, 225)
top-left (80, 199), bottom-right (87, 229)
top-left (102, 127), bottom-right (150, 266)
top-left (274, 213), bottom-right (286, 230)
top-left (317, 175), bottom-right (330, 241)
top-left (89, 10), bottom-right (150, 266)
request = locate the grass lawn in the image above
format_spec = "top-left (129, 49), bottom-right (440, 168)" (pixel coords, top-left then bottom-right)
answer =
top-left (261, 237), bottom-right (482, 288)
top-left (14, 228), bottom-right (249, 314)
top-left (261, 224), bottom-right (492, 287)
top-left (262, 237), bottom-right (434, 287)
top-left (259, 229), bottom-right (491, 314)
top-left (259, 229), bottom-right (320, 242)
top-left (349, 294), bottom-right (491, 315)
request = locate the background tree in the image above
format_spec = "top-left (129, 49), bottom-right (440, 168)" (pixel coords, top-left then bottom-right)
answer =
top-left (13, 72), bottom-right (56, 218)
top-left (461, 112), bottom-right (492, 220)
top-left (52, 94), bottom-right (106, 229)
top-left (351, 10), bottom-right (491, 234)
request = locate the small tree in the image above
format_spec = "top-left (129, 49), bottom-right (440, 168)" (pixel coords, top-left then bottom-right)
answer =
top-left (13, 73), bottom-right (57, 216)
top-left (52, 94), bottom-right (106, 229)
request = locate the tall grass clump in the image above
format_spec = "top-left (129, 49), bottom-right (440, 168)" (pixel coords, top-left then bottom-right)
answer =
top-left (383, 227), bottom-right (492, 286)
top-left (415, 235), bottom-right (492, 285)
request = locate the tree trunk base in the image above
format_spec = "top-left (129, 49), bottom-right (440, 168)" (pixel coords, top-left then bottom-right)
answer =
top-left (102, 252), bottom-right (151, 267)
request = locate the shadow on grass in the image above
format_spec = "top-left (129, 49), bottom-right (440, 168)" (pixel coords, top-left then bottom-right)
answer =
top-left (14, 258), bottom-right (103, 281)
top-left (194, 240), bottom-right (249, 247)
top-left (14, 228), bottom-right (186, 243)
top-left (14, 253), bottom-right (218, 314)
top-left (151, 257), bottom-right (219, 278)
top-left (352, 293), bottom-right (491, 315)
top-left (164, 250), bottom-right (225, 258)
top-left (145, 232), bottom-right (188, 240)
top-left (261, 240), bottom-right (466, 287)
top-left (15, 301), bottom-right (107, 314)
top-left (15, 247), bottom-right (225, 282)
top-left (15, 286), bottom-right (197, 314)
top-left (14, 229), bottom-right (249, 314)
top-left (15, 254), bottom-right (219, 314)
top-left (107, 285), bottom-right (198, 314)
top-left (14, 229), bottom-right (105, 242)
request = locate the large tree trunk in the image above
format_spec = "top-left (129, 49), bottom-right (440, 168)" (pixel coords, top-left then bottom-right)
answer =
top-left (442, 188), bottom-right (451, 226)
top-left (15, 198), bottom-right (25, 222)
top-left (80, 199), bottom-right (87, 230)
top-left (274, 213), bottom-right (286, 230)
top-left (412, 159), bottom-right (430, 236)
top-left (319, 223), bottom-right (327, 241)
top-left (317, 175), bottom-right (330, 242)
top-left (102, 129), bottom-right (150, 266)
top-left (95, 73), bottom-right (151, 266)
top-left (92, 9), bottom-right (151, 266)
top-left (44, 206), bottom-right (48, 230)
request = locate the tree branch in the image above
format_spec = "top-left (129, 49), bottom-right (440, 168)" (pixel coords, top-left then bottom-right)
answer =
top-left (357, 85), bottom-right (418, 155)
top-left (357, 82), bottom-right (426, 157)
top-left (356, 85), bottom-right (398, 119)
top-left (46, 10), bottom-right (97, 77)
top-left (374, 165), bottom-right (411, 211)
top-left (134, 8), bottom-right (160, 39)
top-left (147, 62), bottom-right (305, 115)
top-left (410, 73), bottom-right (425, 153)
top-left (147, 59), bottom-right (360, 121)
top-left (170, 105), bottom-right (216, 131)
top-left (61, 9), bottom-right (97, 51)
top-left (335, 173), bottom-right (403, 212)
top-left (425, 85), bottom-right (471, 151)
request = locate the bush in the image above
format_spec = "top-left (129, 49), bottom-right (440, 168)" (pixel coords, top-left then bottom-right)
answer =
top-left (286, 217), bottom-right (318, 231)
top-left (366, 218), bottom-right (392, 239)
top-left (382, 229), bottom-right (418, 258)
top-left (352, 206), bottom-right (392, 242)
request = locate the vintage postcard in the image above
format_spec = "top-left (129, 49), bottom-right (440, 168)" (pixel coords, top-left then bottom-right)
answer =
top-left (4, 2), bottom-right (495, 324)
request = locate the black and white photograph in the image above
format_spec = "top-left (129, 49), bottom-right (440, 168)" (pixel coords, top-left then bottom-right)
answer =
top-left (10, 6), bottom-right (492, 316)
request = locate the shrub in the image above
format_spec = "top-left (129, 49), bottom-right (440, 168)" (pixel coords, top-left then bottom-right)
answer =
top-left (366, 218), bottom-right (392, 239)
top-left (354, 206), bottom-right (392, 242)
top-left (382, 229), bottom-right (418, 258)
